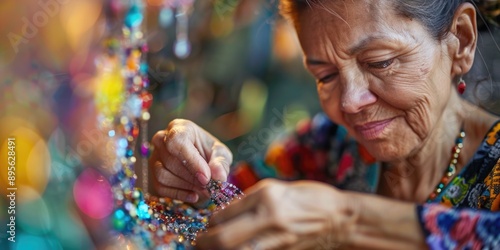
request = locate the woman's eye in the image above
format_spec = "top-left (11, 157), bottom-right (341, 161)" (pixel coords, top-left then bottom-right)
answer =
top-left (317, 73), bottom-right (337, 84)
top-left (367, 58), bottom-right (394, 69)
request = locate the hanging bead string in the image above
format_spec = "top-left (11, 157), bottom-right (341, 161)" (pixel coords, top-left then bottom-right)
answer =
top-left (427, 129), bottom-right (465, 202)
top-left (159, 0), bottom-right (195, 58)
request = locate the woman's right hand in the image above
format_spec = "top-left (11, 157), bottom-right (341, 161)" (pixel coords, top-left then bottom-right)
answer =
top-left (150, 119), bottom-right (232, 204)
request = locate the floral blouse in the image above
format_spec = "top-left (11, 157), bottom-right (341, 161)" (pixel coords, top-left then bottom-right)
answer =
top-left (228, 113), bottom-right (500, 250)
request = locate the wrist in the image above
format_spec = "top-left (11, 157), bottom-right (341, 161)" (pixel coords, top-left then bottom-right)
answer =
top-left (343, 192), bottom-right (427, 249)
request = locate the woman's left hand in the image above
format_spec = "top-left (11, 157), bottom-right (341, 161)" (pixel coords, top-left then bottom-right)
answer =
top-left (197, 179), bottom-right (358, 250)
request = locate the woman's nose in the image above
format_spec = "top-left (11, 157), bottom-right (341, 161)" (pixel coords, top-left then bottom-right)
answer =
top-left (340, 71), bottom-right (377, 113)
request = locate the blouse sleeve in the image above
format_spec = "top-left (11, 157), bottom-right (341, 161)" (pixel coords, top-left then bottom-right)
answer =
top-left (417, 203), bottom-right (500, 249)
top-left (228, 113), bottom-right (380, 192)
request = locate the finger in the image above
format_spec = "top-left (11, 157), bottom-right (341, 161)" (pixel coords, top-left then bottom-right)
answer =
top-left (153, 183), bottom-right (199, 203)
top-left (209, 190), bottom-right (261, 226)
top-left (164, 129), bottom-right (212, 186)
top-left (152, 130), bottom-right (205, 187)
top-left (151, 160), bottom-right (206, 193)
top-left (209, 181), bottom-right (274, 226)
top-left (208, 142), bottom-right (232, 181)
top-left (162, 153), bottom-right (204, 188)
top-left (197, 212), bottom-right (271, 250)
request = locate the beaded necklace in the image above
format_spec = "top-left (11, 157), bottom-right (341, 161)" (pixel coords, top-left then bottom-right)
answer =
top-left (426, 128), bottom-right (465, 202)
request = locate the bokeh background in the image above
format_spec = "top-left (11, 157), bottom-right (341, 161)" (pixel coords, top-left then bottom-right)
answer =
top-left (0, 0), bottom-right (499, 249)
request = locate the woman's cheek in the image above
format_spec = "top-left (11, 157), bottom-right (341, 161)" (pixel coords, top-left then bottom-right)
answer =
top-left (317, 84), bottom-right (344, 124)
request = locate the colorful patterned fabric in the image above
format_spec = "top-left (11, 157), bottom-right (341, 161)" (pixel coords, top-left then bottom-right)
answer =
top-left (229, 113), bottom-right (500, 249)
top-left (228, 113), bottom-right (380, 192)
top-left (418, 121), bottom-right (500, 249)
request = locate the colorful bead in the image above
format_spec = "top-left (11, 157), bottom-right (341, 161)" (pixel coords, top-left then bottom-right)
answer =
top-left (103, 1), bottom-right (245, 249)
top-left (124, 5), bottom-right (144, 28)
top-left (141, 92), bottom-right (153, 109)
top-left (427, 128), bottom-right (465, 202)
top-left (140, 142), bottom-right (150, 157)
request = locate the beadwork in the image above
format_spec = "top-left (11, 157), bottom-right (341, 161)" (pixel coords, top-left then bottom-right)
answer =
top-left (101, 1), bottom-right (244, 249)
top-left (208, 180), bottom-right (244, 209)
top-left (427, 129), bottom-right (465, 202)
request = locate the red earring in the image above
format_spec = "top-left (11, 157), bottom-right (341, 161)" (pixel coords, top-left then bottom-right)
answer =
top-left (458, 78), bottom-right (466, 95)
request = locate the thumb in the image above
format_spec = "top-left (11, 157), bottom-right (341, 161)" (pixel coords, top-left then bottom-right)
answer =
top-left (207, 142), bottom-right (232, 182)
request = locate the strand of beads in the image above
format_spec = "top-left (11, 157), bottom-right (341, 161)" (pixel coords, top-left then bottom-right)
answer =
top-left (427, 129), bottom-right (465, 202)
top-left (100, 1), bottom-right (244, 249)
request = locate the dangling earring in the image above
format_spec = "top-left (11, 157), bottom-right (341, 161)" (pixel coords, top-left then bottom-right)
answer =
top-left (458, 77), bottom-right (466, 95)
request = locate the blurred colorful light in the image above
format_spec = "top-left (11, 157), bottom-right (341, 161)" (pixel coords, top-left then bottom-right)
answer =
top-left (73, 168), bottom-right (113, 219)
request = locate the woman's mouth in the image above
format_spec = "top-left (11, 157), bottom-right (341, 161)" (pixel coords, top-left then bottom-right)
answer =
top-left (354, 118), bottom-right (395, 140)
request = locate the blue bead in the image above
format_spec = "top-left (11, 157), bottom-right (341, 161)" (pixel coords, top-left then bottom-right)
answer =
top-left (118, 138), bottom-right (128, 148)
top-left (124, 5), bottom-right (143, 28)
top-left (114, 209), bottom-right (125, 219)
top-left (125, 149), bottom-right (134, 157)
top-left (159, 7), bottom-right (174, 28)
top-left (140, 63), bottom-right (148, 74)
top-left (137, 201), bottom-right (150, 219)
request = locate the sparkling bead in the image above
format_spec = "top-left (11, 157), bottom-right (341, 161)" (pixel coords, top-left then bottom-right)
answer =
top-left (436, 188), bottom-right (442, 193)
top-left (133, 190), bottom-right (141, 199)
top-left (449, 166), bottom-right (456, 175)
top-left (159, 7), bottom-right (174, 28)
top-left (112, 209), bottom-right (126, 230)
top-left (137, 201), bottom-right (151, 219)
top-left (131, 126), bottom-right (139, 138)
top-left (141, 111), bottom-right (150, 120)
top-left (141, 92), bottom-right (153, 109)
top-left (140, 63), bottom-right (148, 74)
top-left (120, 116), bottom-right (129, 125)
top-left (174, 39), bottom-right (191, 59)
top-left (141, 142), bottom-right (150, 156)
top-left (126, 149), bottom-right (134, 157)
top-left (141, 44), bottom-right (149, 53)
top-left (124, 5), bottom-right (144, 28)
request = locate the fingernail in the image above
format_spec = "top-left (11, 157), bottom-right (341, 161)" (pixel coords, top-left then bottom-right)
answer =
top-left (196, 172), bottom-right (209, 186)
top-left (187, 193), bottom-right (198, 203)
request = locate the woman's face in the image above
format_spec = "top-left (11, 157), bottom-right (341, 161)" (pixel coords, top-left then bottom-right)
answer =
top-left (297, 0), bottom-right (455, 161)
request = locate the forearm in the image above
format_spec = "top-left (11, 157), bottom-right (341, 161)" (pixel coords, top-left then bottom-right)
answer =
top-left (341, 192), bottom-right (427, 250)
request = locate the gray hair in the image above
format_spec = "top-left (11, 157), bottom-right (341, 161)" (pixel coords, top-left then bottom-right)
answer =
top-left (279, 0), bottom-right (469, 40)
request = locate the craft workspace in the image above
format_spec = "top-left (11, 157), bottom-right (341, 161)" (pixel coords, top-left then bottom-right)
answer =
top-left (1, 1), bottom-right (500, 249)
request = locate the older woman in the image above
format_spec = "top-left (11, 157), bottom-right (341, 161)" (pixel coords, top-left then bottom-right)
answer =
top-left (150, 0), bottom-right (500, 249)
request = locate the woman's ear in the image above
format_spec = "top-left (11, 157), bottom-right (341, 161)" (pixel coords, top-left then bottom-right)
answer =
top-left (449, 3), bottom-right (477, 77)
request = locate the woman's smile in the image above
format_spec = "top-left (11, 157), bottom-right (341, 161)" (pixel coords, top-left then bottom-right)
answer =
top-left (354, 117), bottom-right (396, 140)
